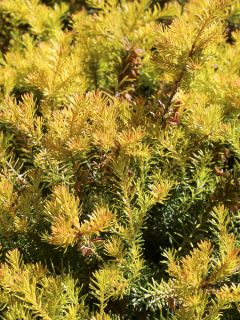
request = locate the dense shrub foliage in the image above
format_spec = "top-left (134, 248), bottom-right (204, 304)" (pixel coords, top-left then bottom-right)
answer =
top-left (0, 0), bottom-right (240, 319)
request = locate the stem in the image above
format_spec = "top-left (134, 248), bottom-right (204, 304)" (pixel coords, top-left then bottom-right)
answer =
top-left (6, 160), bottom-right (27, 184)
top-left (162, 14), bottom-right (215, 124)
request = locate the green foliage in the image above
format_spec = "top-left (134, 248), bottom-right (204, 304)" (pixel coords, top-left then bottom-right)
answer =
top-left (144, 205), bottom-right (240, 319)
top-left (0, 249), bottom-right (88, 319)
top-left (0, 0), bottom-right (240, 319)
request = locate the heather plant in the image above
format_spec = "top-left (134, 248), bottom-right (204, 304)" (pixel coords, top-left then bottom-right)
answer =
top-left (0, 0), bottom-right (240, 319)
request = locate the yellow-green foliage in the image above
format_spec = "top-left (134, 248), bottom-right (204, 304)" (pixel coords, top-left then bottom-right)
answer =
top-left (0, 0), bottom-right (239, 319)
top-left (146, 205), bottom-right (240, 319)
top-left (0, 249), bottom-right (88, 319)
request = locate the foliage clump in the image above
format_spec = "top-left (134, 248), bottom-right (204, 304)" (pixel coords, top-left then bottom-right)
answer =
top-left (0, 0), bottom-right (240, 319)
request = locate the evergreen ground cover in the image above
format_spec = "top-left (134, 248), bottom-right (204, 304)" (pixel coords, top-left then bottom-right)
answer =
top-left (0, 0), bottom-right (240, 319)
